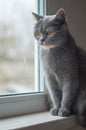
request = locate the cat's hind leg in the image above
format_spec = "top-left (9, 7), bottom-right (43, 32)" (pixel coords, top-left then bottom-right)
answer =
top-left (75, 90), bottom-right (86, 127)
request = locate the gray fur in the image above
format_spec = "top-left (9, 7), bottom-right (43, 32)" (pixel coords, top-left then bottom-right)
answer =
top-left (33, 9), bottom-right (86, 126)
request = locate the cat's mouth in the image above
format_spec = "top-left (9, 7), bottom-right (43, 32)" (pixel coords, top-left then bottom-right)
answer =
top-left (41, 42), bottom-right (57, 49)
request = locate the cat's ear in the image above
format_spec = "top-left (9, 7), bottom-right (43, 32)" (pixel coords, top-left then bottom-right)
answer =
top-left (55, 8), bottom-right (65, 19)
top-left (32, 12), bottom-right (43, 22)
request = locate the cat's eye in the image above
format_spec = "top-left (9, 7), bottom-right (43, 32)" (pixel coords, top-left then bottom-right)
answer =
top-left (36, 32), bottom-right (41, 36)
top-left (47, 31), bottom-right (55, 35)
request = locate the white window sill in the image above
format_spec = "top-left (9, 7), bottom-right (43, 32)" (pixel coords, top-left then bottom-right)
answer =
top-left (0, 111), bottom-right (85, 130)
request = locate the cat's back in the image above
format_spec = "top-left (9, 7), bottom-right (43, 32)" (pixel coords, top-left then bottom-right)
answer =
top-left (77, 47), bottom-right (86, 71)
top-left (76, 47), bottom-right (86, 84)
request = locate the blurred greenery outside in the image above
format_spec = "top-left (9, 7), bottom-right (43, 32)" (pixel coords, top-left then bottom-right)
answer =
top-left (0, 0), bottom-right (37, 95)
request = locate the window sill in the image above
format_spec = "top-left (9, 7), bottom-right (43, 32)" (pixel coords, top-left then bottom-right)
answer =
top-left (0, 111), bottom-right (85, 130)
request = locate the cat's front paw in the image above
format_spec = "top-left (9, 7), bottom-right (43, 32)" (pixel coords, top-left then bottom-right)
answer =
top-left (58, 109), bottom-right (71, 117)
top-left (50, 108), bottom-right (60, 116)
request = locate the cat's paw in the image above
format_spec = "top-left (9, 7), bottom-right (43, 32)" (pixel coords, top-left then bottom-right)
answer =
top-left (58, 109), bottom-right (71, 117)
top-left (50, 108), bottom-right (60, 116)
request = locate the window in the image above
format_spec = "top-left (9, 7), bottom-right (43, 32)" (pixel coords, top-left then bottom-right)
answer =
top-left (0, 0), bottom-right (46, 96)
top-left (0, 0), bottom-right (38, 95)
top-left (0, 0), bottom-right (47, 118)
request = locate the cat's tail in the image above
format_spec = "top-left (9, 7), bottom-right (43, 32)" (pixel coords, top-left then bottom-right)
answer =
top-left (77, 100), bottom-right (86, 127)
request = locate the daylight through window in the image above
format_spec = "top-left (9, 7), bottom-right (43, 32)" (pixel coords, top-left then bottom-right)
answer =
top-left (0, 0), bottom-right (38, 95)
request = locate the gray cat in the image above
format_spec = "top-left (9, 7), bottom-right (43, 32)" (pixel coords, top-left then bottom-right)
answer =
top-left (32, 9), bottom-right (86, 126)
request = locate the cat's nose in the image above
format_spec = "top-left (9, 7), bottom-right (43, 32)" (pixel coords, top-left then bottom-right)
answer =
top-left (40, 38), bottom-right (45, 42)
top-left (40, 35), bottom-right (45, 42)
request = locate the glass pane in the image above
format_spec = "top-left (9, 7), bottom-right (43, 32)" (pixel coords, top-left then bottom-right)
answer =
top-left (0, 0), bottom-right (37, 95)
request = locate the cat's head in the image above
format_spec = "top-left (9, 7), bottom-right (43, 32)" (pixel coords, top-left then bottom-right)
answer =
top-left (32, 9), bottom-right (68, 49)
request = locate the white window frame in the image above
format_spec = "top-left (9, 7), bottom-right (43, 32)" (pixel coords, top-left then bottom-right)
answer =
top-left (0, 93), bottom-right (47, 118)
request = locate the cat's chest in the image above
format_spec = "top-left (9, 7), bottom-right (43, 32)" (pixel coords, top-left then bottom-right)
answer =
top-left (41, 49), bottom-right (63, 72)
